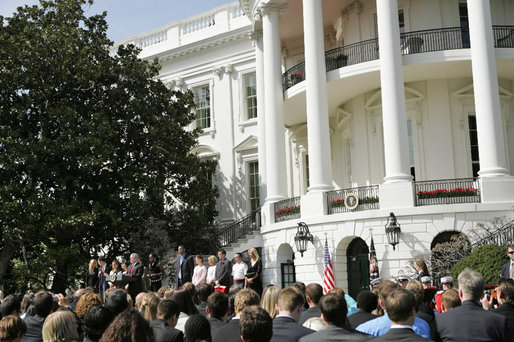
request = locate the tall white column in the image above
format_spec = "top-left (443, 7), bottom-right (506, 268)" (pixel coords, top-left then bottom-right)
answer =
top-left (251, 31), bottom-right (267, 205)
top-left (302, 0), bottom-right (333, 192)
top-left (261, 5), bottom-right (287, 203)
top-left (376, 0), bottom-right (411, 183)
top-left (468, 0), bottom-right (509, 177)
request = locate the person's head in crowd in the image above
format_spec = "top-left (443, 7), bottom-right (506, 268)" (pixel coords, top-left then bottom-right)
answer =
top-left (247, 248), bottom-right (260, 262)
top-left (197, 283), bottom-right (214, 304)
top-left (0, 315), bottom-right (26, 342)
top-left (384, 289), bottom-right (417, 326)
top-left (140, 293), bottom-right (159, 322)
top-left (157, 286), bottom-right (170, 299)
top-left (178, 245), bottom-right (186, 256)
top-left (121, 262), bottom-right (128, 273)
top-left (99, 309), bottom-right (154, 342)
top-left (171, 289), bottom-right (199, 316)
top-left (239, 306), bottom-right (272, 342)
top-left (234, 253), bottom-right (243, 264)
top-left (327, 287), bottom-right (345, 297)
top-left (104, 288), bottom-right (116, 300)
top-left (441, 289), bottom-right (460, 312)
top-left (125, 294), bottom-right (133, 311)
top-left (0, 296), bottom-right (21, 318)
top-left (228, 286), bottom-right (241, 317)
top-left (156, 300), bottom-right (180, 327)
top-left (111, 259), bottom-right (120, 272)
top-left (98, 257), bottom-right (106, 268)
top-left (89, 259), bottom-right (98, 272)
top-left (20, 293), bottom-right (34, 315)
top-left (507, 245), bottom-right (514, 262)
top-left (291, 282), bottom-right (307, 309)
top-left (497, 280), bottom-right (514, 305)
top-left (305, 283), bottom-right (323, 308)
top-left (260, 285), bottom-right (280, 319)
top-left (195, 255), bottom-right (204, 268)
top-left (163, 288), bottom-right (175, 300)
top-left (83, 306), bottom-right (114, 342)
top-left (416, 260), bottom-right (428, 274)
top-left (129, 253), bottom-right (140, 265)
top-left (375, 280), bottom-right (399, 312)
top-left (105, 290), bottom-right (129, 317)
top-left (234, 289), bottom-right (260, 317)
top-left (75, 292), bottom-right (103, 319)
top-left (420, 276), bottom-right (432, 289)
top-left (84, 287), bottom-right (96, 294)
top-left (134, 292), bottom-right (147, 311)
top-left (206, 292), bottom-right (228, 321)
top-left (405, 280), bottom-right (424, 311)
top-left (33, 291), bottom-right (54, 318)
top-left (440, 276), bottom-right (453, 291)
top-left (370, 287), bottom-right (383, 316)
top-left (184, 314), bottom-right (211, 342)
top-left (181, 282), bottom-right (199, 305)
top-left (207, 255), bottom-right (217, 267)
top-left (42, 310), bottom-right (79, 342)
top-left (149, 253), bottom-right (158, 264)
top-left (318, 293), bottom-right (348, 326)
top-left (397, 275), bottom-right (409, 288)
top-left (356, 290), bottom-right (378, 313)
top-left (276, 287), bottom-right (304, 321)
top-left (217, 249), bottom-right (226, 261)
top-left (370, 278), bottom-right (382, 289)
top-left (457, 268), bottom-right (484, 302)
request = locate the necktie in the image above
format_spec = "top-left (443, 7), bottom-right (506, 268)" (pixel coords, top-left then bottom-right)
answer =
top-left (130, 264), bottom-right (134, 274)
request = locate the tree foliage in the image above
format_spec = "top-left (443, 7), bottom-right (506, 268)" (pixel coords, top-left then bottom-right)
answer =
top-left (0, 0), bottom-right (218, 293)
top-left (451, 244), bottom-right (508, 285)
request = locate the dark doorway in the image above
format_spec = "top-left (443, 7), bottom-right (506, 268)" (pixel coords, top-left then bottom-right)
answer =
top-left (347, 238), bottom-right (370, 299)
top-left (431, 231), bottom-right (471, 287)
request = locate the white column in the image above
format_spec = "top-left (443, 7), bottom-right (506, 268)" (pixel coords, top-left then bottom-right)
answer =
top-left (376, 0), bottom-right (411, 183)
top-left (252, 31), bottom-right (267, 205)
top-left (468, 0), bottom-right (509, 177)
top-left (261, 5), bottom-right (287, 203)
top-left (302, 0), bottom-right (333, 192)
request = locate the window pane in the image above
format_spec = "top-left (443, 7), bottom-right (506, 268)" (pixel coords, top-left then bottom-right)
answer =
top-left (245, 73), bottom-right (257, 119)
top-left (194, 85), bottom-right (211, 129)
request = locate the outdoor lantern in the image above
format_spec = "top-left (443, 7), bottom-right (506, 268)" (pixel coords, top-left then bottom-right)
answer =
top-left (294, 222), bottom-right (313, 257)
top-left (385, 212), bottom-right (401, 250)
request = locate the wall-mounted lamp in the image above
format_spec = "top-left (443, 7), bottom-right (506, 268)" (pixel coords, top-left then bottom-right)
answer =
top-left (385, 212), bottom-right (401, 250)
top-left (294, 222), bottom-right (313, 257)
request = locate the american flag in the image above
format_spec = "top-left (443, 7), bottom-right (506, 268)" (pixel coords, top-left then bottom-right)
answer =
top-left (323, 237), bottom-right (335, 294)
top-left (369, 231), bottom-right (379, 281)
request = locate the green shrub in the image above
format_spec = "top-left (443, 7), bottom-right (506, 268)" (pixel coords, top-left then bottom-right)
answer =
top-left (451, 244), bottom-right (508, 285)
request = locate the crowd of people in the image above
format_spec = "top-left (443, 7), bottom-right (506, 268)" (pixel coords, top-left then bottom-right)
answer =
top-left (1, 245), bottom-right (514, 341)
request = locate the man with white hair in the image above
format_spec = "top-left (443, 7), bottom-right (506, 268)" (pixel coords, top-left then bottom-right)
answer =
top-left (435, 268), bottom-right (508, 341)
top-left (124, 252), bottom-right (144, 301)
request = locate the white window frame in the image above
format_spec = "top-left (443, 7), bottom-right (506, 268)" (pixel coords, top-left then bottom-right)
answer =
top-left (189, 79), bottom-right (215, 136)
top-left (247, 160), bottom-right (260, 212)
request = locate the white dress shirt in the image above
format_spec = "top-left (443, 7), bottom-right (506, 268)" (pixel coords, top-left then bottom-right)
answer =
top-left (232, 262), bottom-right (248, 280)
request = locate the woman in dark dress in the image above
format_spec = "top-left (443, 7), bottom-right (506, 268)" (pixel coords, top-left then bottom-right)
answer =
top-left (245, 248), bottom-right (262, 296)
top-left (85, 259), bottom-right (99, 289)
top-left (416, 259), bottom-right (429, 281)
top-left (147, 253), bottom-right (164, 292)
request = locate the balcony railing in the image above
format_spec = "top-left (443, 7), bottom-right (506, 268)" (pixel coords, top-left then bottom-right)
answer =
top-left (327, 185), bottom-right (379, 215)
top-left (274, 197), bottom-right (301, 223)
top-left (219, 208), bottom-right (261, 247)
top-left (414, 178), bottom-right (480, 206)
top-left (282, 26), bottom-right (514, 92)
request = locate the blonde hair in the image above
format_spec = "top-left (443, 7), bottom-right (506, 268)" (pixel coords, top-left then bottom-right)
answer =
top-left (248, 248), bottom-right (260, 262)
top-left (208, 255), bottom-right (218, 265)
top-left (75, 292), bottom-right (103, 319)
top-left (42, 310), bottom-right (78, 342)
top-left (260, 285), bottom-right (280, 319)
top-left (141, 292), bottom-right (160, 322)
top-left (88, 259), bottom-right (97, 271)
top-left (234, 289), bottom-right (260, 314)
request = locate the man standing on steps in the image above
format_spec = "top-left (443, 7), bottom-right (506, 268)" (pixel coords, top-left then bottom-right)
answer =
top-left (175, 245), bottom-right (194, 289)
top-left (215, 249), bottom-right (232, 288)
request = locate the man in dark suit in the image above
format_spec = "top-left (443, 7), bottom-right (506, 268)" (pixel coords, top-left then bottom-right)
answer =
top-left (175, 245), bottom-right (194, 288)
top-left (213, 288), bottom-right (260, 342)
top-left (97, 256), bottom-right (111, 299)
top-left (207, 291), bottom-right (229, 335)
top-left (299, 293), bottom-right (371, 342)
top-left (124, 253), bottom-right (144, 301)
top-left (436, 268), bottom-right (508, 342)
top-left (240, 306), bottom-right (273, 342)
top-left (348, 290), bottom-right (378, 329)
top-left (371, 288), bottom-right (429, 341)
top-left (215, 249), bottom-right (233, 288)
top-left (492, 279), bottom-right (514, 340)
top-left (501, 245), bottom-right (514, 280)
top-left (196, 283), bottom-right (214, 317)
top-left (22, 291), bottom-right (53, 342)
top-left (298, 283), bottom-right (323, 325)
top-left (271, 287), bottom-right (314, 342)
top-left (152, 299), bottom-right (184, 342)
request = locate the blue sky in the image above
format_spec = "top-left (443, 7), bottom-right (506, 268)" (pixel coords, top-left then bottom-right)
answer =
top-left (0, 0), bottom-right (236, 42)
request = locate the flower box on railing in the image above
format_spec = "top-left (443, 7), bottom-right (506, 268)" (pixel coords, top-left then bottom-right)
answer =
top-left (417, 187), bottom-right (479, 199)
top-left (330, 196), bottom-right (379, 208)
top-left (275, 205), bottom-right (300, 218)
top-left (290, 73), bottom-right (303, 84)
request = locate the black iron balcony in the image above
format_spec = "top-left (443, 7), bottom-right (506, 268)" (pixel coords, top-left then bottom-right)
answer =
top-left (282, 26), bottom-right (514, 92)
top-left (414, 178), bottom-right (480, 206)
top-left (274, 196), bottom-right (301, 222)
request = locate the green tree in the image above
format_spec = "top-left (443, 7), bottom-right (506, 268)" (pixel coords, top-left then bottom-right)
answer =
top-left (0, 0), bottom-right (218, 293)
top-left (451, 244), bottom-right (508, 285)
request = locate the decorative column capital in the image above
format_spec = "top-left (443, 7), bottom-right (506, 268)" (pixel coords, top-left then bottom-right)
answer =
top-left (259, 3), bottom-right (287, 17)
top-left (248, 30), bottom-right (263, 46)
top-left (224, 64), bottom-right (233, 74)
top-left (212, 67), bottom-right (223, 78)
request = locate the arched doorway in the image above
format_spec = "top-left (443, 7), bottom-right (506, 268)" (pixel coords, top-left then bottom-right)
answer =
top-left (347, 237), bottom-right (370, 299)
top-left (277, 244), bottom-right (295, 288)
top-left (431, 231), bottom-right (471, 287)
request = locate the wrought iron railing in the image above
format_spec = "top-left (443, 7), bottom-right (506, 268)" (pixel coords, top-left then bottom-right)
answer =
top-left (327, 185), bottom-right (379, 215)
top-left (218, 208), bottom-right (261, 247)
top-left (274, 197), bottom-right (301, 222)
top-left (472, 219), bottom-right (514, 248)
top-left (414, 178), bottom-right (480, 206)
top-left (282, 63), bottom-right (305, 92)
top-left (282, 26), bottom-right (514, 91)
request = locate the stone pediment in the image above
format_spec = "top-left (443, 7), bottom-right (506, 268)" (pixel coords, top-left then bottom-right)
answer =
top-left (234, 135), bottom-right (258, 152)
